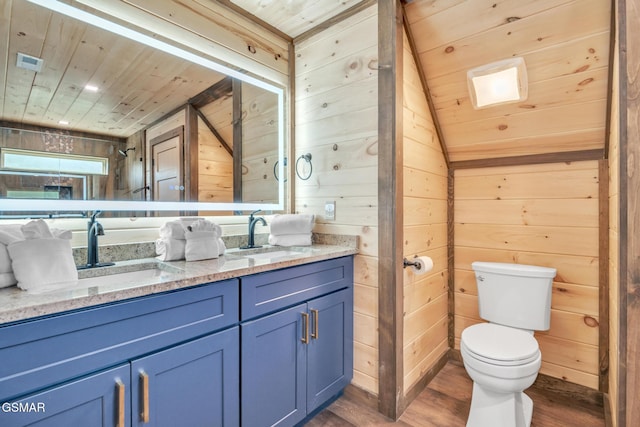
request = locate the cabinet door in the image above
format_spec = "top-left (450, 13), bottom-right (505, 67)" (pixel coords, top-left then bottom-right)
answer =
top-left (241, 304), bottom-right (307, 427)
top-left (131, 327), bottom-right (239, 427)
top-left (306, 288), bottom-right (354, 413)
top-left (0, 364), bottom-right (130, 427)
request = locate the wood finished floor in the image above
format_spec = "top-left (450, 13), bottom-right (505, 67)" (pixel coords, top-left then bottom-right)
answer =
top-left (304, 362), bottom-right (606, 427)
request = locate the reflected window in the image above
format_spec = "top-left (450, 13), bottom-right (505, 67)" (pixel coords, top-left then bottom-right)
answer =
top-left (0, 148), bottom-right (108, 175)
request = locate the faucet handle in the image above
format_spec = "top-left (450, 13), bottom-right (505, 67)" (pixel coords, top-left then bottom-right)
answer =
top-left (249, 209), bottom-right (262, 219)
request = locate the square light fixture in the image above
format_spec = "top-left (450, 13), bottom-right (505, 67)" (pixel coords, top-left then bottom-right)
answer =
top-left (467, 57), bottom-right (528, 109)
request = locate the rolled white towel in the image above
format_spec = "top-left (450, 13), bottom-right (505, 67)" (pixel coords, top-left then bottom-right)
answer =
top-left (155, 238), bottom-right (186, 262)
top-left (0, 272), bottom-right (17, 288)
top-left (21, 219), bottom-right (54, 240)
top-left (0, 224), bottom-right (24, 245)
top-left (8, 238), bottom-right (78, 292)
top-left (268, 233), bottom-right (312, 247)
top-left (159, 221), bottom-right (187, 240)
top-left (184, 230), bottom-right (219, 261)
top-left (269, 214), bottom-right (315, 236)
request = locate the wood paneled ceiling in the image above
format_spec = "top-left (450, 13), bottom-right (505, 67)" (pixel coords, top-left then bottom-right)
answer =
top-left (0, 0), bottom-right (225, 138)
top-left (403, 0), bottom-right (612, 163)
top-left (3, 0), bottom-right (614, 164)
top-left (228, 0), bottom-right (366, 38)
top-left (236, 0), bottom-right (612, 163)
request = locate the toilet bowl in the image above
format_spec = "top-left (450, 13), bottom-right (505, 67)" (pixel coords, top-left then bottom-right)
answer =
top-left (461, 323), bottom-right (541, 427)
top-left (461, 262), bottom-right (556, 427)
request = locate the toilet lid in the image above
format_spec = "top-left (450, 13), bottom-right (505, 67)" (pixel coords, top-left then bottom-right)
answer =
top-left (461, 323), bottom-right (539, 365)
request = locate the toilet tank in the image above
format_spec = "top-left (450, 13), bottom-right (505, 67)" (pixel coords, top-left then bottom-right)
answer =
top-left (471, 262), bottom-right (557, 331)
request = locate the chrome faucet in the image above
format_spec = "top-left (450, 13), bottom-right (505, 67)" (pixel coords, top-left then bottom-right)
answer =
top-left (78, 211), bottom-right (115, 269)
top-left (240, 210), bottom-right (267, 249)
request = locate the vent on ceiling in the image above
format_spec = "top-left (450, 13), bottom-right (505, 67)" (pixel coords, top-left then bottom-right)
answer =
top-left (16, 52), bottom-right (43, 72)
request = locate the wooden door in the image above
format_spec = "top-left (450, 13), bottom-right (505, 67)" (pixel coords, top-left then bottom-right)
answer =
top-left (151, 128), bottom-right (183, 202)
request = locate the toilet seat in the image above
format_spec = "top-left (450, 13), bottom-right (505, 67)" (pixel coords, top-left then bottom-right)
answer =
top-left (461, 323), bottom-right (539, 366)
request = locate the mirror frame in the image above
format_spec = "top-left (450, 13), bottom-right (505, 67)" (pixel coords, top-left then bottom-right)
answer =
top-left (2, 0), bottom-right (285, 212)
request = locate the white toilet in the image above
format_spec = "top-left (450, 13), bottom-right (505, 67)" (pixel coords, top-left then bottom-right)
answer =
top-left (461, 261), bottom-right (556, 427)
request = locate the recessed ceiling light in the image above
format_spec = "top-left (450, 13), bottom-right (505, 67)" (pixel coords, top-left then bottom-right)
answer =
top-left (85, 84), bottom-right (99, 92)
top-left (467, 57), bottom-right (528, 109)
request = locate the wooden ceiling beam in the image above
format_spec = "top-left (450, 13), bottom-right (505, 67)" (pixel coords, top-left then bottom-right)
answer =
top-left (449, 149), bottom-right (604, 170)
top-left (188, 77), bottom-right (233, 109)
top-left (400, 5), bottom-right (450, 169)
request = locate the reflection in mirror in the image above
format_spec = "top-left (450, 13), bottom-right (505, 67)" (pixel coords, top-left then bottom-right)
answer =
top-left (0, 0), bottom-right (284, 217)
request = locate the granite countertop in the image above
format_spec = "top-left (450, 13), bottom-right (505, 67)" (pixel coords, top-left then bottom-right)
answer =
top-left (0, 244), bottom-right (357, 324)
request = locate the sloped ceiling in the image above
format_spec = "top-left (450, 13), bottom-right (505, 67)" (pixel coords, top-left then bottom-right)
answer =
top-left (403, 0), bottom-right (612, 163)
top-left (236, 0), bottom-right (613, 164)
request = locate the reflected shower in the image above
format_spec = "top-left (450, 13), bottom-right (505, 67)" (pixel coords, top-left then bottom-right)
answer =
top-left (118, 147), bottom-right (136, 157)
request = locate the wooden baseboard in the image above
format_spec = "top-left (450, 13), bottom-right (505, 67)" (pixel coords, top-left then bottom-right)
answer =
top-left (400, 349), bottom-right (449, 413)
top-left (343, 383), bottom-right (379, 412)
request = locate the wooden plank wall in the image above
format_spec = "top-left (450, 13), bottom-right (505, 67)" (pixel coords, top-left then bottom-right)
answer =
top-left (241, 83), bottom-right (279, 204)
top-left (294, 5), bottom-right (379, 394)
top-left (404, 0), bottom-right (611, 162)
top-left (197, 116), bottom-right (233, 204)
top-left (454, 161), bottom-right (601, 389)
top-left (401, 29), bottom-right (449, 394)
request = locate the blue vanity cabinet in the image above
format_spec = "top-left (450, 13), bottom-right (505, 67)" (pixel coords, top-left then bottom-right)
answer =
top-left (240, 256), bottom-right (354, 427)
top-left (306, 288), bottom-right (354, 414)
top-left (131, 327), bottom-right (239, 427)
top-left (0, 364), bottom-right (130, 427)
top-left (241, 303), bottom-right (308, 427)
top-left (0, 279), bottom-right (239, 427)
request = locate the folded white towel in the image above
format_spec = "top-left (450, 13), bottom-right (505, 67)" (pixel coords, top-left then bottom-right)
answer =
top-left (269, 214), bottom-right (315, 236)
top-left (186, 219), bottom-right (221, 237)
top-left (21, 219), bottom-right (54, 240)
top-left (0, 224), bottom-right (24, 245)
top-left (217, 238), bottom-right (226, 256)
top-left (0, 244), bottom-right (12, 274)
top-left (51, 228), bottom-right (73, 240)
top-left (0, 272), bottom-right (17, 288)
top-left (155, 238), bottom-right (186, 261)
top-left (8, 238), bottom-right (78, 291)
top-left (159, 221), bottom-right (187, 240)
top-left (184, 230), bottom-right (219, 261)
top-left (268, 233), bottom-right (312, 247)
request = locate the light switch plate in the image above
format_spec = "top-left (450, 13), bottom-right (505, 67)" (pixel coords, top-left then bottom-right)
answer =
top-left (324, 201), bottom-right (336, 220)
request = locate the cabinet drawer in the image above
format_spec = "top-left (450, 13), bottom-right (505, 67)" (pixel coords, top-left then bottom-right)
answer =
top-left (241, 256), bottom-right (353, 320)
top-left (0, 279), bottom-right (238, 401)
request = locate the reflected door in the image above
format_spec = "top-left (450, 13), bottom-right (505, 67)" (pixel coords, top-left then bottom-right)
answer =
top-left (152, 128), bottom-right (184, 203)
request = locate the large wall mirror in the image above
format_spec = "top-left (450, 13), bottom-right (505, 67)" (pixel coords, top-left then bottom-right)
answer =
top-left (0, 0), bottom-right (286, 217)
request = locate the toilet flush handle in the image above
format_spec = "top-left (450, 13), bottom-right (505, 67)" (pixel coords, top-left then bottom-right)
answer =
top-left (477, 275), bottom-right (484, 282)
